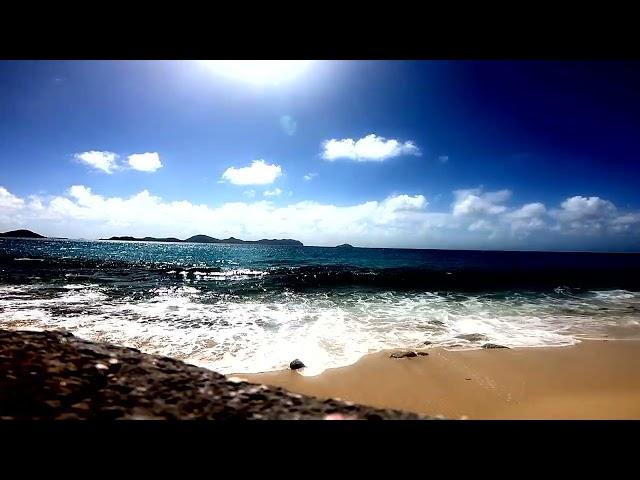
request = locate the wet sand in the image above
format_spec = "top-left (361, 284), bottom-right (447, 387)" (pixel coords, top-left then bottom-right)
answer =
top-left (239, 340), bottom-right (640, 419)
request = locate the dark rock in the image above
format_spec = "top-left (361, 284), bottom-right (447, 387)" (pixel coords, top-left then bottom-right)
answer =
top-left (289, 359), bottom-right (305, 370)
top-left (481, 343), bottom-right (509, 349)
top-left (417, 352), bottom-right (430, 356)
top-left (456, 333), bottom-right (488, 342)
top-left (0, 329), bottom-right (434, 420)
top-left (390, 351), bottom-right (418, 359)
top-left (423, 341), bottom-right (433, 346)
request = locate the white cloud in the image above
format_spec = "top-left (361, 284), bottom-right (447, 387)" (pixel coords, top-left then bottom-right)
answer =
top-left (128, 152), bottom-right (162, 172)
top-left (383, 194), bottom-right (427, 211)
top-left (452, 189), bottom-right (511, 217)
top-left (552, 196), bottom-right (617, 222)
top-left (303, 173), bottom-right (318, 181)
top-left (27, 195), bottom-right (44, 211)
top-left (452, 190), bottom-right (546, 237)
top-left (469, 219), bottom-right (493, 232)
top-left (243, 190), bottom-right (256, 198)
top-left (610, 213), bottom-right (640, 233)
top-left (0, 186), bottom-right (24, 210)
top-left (221, 160), bottom-right (282, 185)
top-left (508, 202), bottom-right (547, 219)
top-left (505, 203), bottom-right (547, 234)
top-left (264, 188), bottom-right (283, 197)
top-left (2, 185), bottom-right (639, 250)
top-left (280, 115), bottom-right (297, 136)
top-left (74, 151), bottom-right (119, 174)
top-left (321, 134), bottom-right (421, 162)
top-left (549, 196), bottom-right (620, 235)
top-left (0, 186), bottom-right (437, 247)
top-left (438, 155), bottom-right (449, 163)
top-left (612, 213), bottom-right (640, 225)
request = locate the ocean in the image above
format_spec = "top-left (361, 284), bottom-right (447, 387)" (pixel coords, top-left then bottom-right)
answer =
top-left (1, 238), bottom-right (640, 375)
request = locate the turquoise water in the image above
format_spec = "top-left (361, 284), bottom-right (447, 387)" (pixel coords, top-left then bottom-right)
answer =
top-left (1, 238), bottom-right (640, 375)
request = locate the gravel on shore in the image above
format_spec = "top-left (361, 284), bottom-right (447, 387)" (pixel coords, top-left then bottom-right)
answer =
top-left (0, 329), bottom-right (429, 420)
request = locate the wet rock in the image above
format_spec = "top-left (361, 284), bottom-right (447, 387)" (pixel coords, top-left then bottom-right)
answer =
top-left (481, 343), bottom-right (509, 349)
top-left (289, 359), bottom-right (305, 370)
top-left (456, 333), bottom-right (488, 342)
top-left (417, 352), bottom-right (430, 356)
top-left (423, 341), bottom-right (433, 346)
top-left (390, 351), bottom-right (418, 359)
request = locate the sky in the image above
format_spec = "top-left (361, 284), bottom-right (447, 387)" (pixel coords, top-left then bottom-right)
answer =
top-left (1, 60), bottom-right (639, 251)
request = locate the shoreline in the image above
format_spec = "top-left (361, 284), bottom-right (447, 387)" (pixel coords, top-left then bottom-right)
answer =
top-left (0, 329), bottom-right (427, 420)
top-left (238, 339), bottom-right (640, 419)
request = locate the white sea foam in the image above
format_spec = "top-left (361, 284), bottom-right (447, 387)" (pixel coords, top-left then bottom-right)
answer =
top-left (1, 284), bottom-right (639, 376)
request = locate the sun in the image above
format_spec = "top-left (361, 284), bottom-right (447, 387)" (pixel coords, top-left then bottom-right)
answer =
top-left (198, 60), bottom-right (313, 86)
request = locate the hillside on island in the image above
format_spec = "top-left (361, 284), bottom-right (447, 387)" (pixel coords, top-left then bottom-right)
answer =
top-left (101, 234), bottom-right (303, 246)
top-left (0, 229), bottom-right (46, 239)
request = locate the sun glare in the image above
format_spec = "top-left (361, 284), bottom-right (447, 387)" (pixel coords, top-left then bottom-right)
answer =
top-left (199, 60), bottom-right (313, 86)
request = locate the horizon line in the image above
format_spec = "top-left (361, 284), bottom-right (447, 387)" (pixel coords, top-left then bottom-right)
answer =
top-left (2, 232), bottom-right (640, 254)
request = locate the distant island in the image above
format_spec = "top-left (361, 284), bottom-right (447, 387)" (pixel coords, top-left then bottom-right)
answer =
top-left (101, 234), bottom-right (303, 246)
top-left (335, 243), bottom-right (355, 248)
top-left (0, 229), bottom-right (46, 239)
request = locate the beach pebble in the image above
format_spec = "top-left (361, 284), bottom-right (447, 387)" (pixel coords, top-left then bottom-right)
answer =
top-left (289, 359), bottom-right (305, 370)
top-left (481, 343), bottom-right (509, 349)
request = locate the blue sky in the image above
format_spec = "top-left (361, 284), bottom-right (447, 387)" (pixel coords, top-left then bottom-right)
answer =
top-left (1, 60), bottom-right (639, 250)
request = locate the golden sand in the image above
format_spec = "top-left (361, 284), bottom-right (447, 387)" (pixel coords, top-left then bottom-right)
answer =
top-left (239, 340), bottom-right (640, 419)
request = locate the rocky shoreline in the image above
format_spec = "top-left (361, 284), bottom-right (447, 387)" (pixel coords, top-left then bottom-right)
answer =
top-left (0, 329), bottom-right (428, 420)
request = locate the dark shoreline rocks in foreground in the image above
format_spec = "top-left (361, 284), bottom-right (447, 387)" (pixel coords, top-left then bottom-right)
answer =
top-left (0, 329), bottom-right (428, 420)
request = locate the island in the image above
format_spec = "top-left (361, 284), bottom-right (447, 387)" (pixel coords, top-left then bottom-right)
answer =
top-left (0, 229), bottom-right (46, 239)
top-left (100, 234), bottom-right (303, 246)
top-left (335, 243), bottom-right (355, 248)
top-left (105, 236), bottom-right (183, 243)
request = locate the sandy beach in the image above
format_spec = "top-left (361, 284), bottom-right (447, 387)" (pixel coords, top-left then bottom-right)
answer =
top-left (239, 340), bottom-right (640, 419)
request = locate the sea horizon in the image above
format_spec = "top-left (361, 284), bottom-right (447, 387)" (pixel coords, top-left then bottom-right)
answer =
top-left (4, 232), bottom-right (640, 254)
